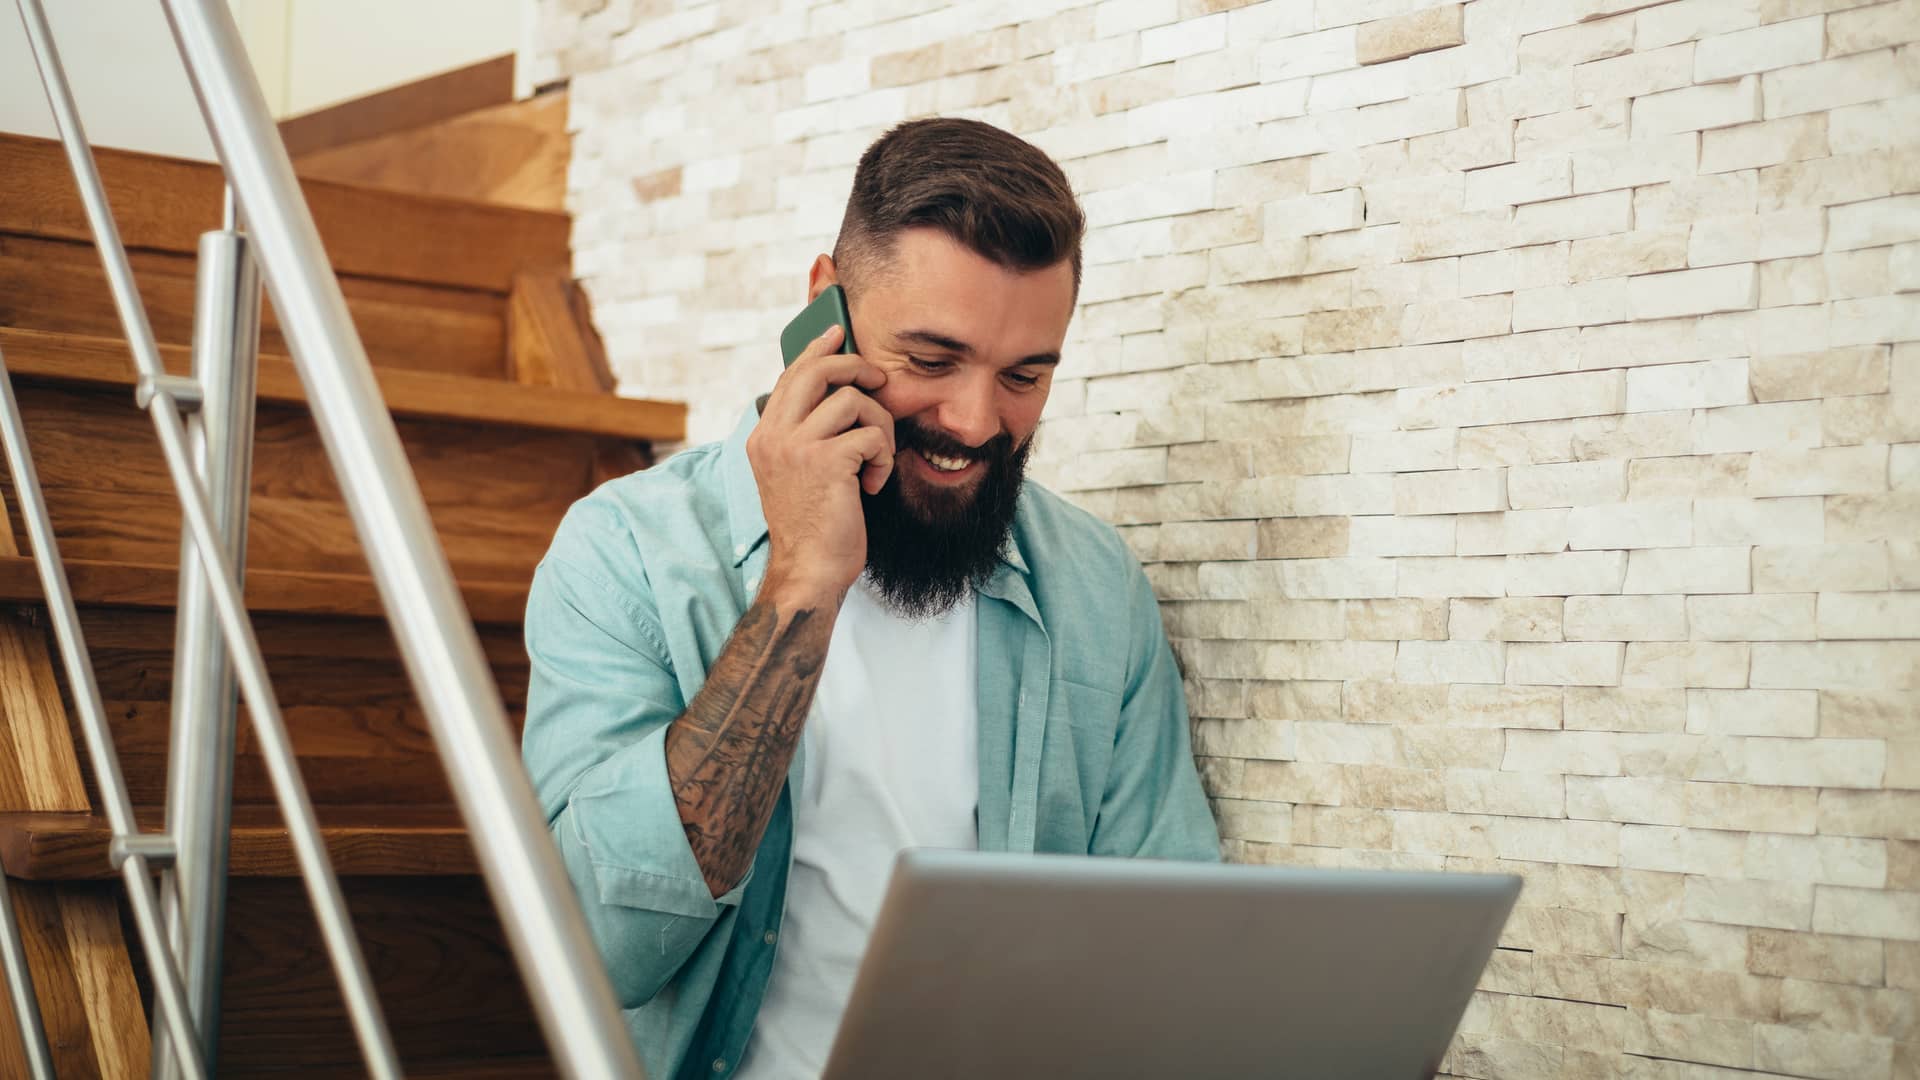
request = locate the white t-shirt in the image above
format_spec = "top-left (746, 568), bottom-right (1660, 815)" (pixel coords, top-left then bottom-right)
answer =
top-left (733, 575), bottom-right (980, 1080)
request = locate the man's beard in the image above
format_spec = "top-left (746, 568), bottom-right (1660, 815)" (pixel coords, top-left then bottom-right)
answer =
top-left (861, 416), bottom-right (1032, 620)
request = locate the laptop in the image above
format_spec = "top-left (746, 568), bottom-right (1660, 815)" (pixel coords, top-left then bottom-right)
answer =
top-left (820, 849), bottom-right (1521, 1080)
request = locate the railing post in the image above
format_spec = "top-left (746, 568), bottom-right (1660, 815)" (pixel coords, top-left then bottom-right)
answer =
top-left (18, 0), bottom-right (648, 1073)
top-left (0, 348), bottom-right (211, 1080)
top-left (154, 212), bottom-right (261, 1080)
top-left (156, 2), bottom-right (650, 1075)
top-left (0, 872), bottom-right (55, 1080)
top-left (10, 0), bottom-right (214, 1070)
top-left (14, 0), bottom-right (400, 1064)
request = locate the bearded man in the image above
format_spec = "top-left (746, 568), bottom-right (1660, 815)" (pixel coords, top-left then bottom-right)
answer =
top-left (521, 117), bottom-right (1219, 1080)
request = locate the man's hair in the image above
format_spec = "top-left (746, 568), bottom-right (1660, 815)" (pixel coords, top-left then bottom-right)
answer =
top-left (833, 118), bottom-right (1085, 295)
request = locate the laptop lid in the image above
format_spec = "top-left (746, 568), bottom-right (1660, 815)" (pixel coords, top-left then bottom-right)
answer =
top-left (821, 849), bottom-right (1521, 1080)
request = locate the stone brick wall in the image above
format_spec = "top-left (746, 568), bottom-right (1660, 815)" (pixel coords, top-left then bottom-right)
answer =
top-left (531, 1), bottom-right (1919, 1075)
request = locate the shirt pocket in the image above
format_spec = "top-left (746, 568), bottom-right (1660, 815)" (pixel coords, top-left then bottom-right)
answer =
top-left (1041, 679), bottom-right (1121, 846)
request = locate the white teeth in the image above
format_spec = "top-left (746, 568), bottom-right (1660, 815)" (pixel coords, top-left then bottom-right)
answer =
top-left (924, 452), bottom-right (968, 472)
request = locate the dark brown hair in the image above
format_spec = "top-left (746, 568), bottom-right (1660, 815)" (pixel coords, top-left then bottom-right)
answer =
top-left (833, 118), bottom-right (1085, 295)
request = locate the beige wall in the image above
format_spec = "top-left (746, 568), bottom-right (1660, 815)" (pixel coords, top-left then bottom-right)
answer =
top-left (0, 0), bottom-right (221, 158)
top-left (538, 1), bottom-right (1920, 1076)
top-left (242, 0), bottom-right (522, 116)
top-left (0, 0), bottom-right (520, 160)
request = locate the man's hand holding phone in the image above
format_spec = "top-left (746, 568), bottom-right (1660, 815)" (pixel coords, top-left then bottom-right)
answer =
top-left (747, 321), bottom-right (894, 608)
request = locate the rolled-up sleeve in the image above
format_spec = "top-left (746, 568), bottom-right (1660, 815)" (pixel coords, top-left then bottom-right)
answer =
top-left (1089, 562), bottom-right (1223, 863)
top-left (522, 514), bottom-right (748, 1006)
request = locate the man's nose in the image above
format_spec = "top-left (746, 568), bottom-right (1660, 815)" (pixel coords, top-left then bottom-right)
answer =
top-left (932, 373), bottom-right (1002, 450)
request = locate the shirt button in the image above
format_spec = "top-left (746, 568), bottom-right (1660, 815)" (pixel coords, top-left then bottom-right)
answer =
top-left (746, 576), bottom-right (761, 591)
top-left (733, 543), bottom-right (747, 558)
top-left (712, 1059), bottom-right (727, 1073)
top-left (763, 930), bottom-right (778, 945)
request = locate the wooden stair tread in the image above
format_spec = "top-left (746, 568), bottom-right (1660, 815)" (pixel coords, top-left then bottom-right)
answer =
top-left (0, 554), bottom-right (528, 623)
top-left (270, 1057), bottom-right (557, 1079)
top-left (1, 132), bottom-right (566, 294)
top-left (295, 89), bottom-right (570, 214)
top-left (404, 1060), bottom-right (557, 1079)
top-left (280, 54), bottom-right (517, 159)
top-left (0, 230), bottom-right (511, 381)
top-left (0, 805), bottom-right (478, 880)
top-left (213, 878), bottom-right (549, 1070)
top-left (0, 326), bottom-right (684, 442)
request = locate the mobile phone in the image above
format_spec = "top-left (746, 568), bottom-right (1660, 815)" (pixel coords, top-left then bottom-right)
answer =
top-left (780, 284), bottom-right (856, 367)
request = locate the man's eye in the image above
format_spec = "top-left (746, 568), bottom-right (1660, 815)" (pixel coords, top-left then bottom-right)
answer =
top-left (1004, 371), bottom-right (1042, 388)
top-left (907, 356), bottom-right (950, 374)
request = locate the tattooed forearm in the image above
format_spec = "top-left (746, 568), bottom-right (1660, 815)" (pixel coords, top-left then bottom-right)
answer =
top-left (664, 596), bottom-right (834, 897)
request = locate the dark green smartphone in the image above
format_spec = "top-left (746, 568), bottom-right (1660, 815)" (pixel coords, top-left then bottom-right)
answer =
top-left (780, 284), bottom-right (856, 367)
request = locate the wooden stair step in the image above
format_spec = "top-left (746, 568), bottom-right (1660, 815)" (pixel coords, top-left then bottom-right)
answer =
top-left (4, 373), bottom-right (591, 584)
top-left (280, 54), bottom-right (517, 160)
top-left (296, 90), bottom-right (569, 215)
top-left (14, 605), bottom-right (529, 812)
top-left (0, 804), bottom-right (476, 881)
top-left (0, 554), bottom-right (528, 623)
top-left (282, 1058), bottom-right (557, 1079)
top-left (0, 231), bottom-right (510, 380)
top-left (1, 132), bottom-right (566, 294)
top-left (207, 876), bottom-right (547, 1071)
top-left (286, 53), bottom-right (567, 215)
top-left (0, 326), bottom-right (683, 442)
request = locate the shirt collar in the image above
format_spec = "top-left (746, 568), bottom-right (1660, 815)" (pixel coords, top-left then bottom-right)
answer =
top-left (719, 402), bottom-right (1031, 577)
top-left (722, 404), bottom-right (769, 567)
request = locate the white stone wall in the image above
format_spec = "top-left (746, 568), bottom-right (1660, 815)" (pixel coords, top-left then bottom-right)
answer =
top-left (534, 1), bottom-right (1920, 1075)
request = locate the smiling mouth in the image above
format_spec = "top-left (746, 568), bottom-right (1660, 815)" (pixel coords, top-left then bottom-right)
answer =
top-left (905, 448), bottom-right (982, 484)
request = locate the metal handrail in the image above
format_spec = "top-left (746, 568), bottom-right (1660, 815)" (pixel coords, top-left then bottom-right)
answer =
top-left (0, 346), bottom-right (210, 1079)
top-left (3, 1), bottom-right (648, 1077)
top-left (159, 2), bottom-right (648, 1075)
top-left (13, 0), bottom-right (395, 1073)
top-left (154, 204), bottom-right (263, 1080)
top-left (0, 868), bottom-right (53, 1079)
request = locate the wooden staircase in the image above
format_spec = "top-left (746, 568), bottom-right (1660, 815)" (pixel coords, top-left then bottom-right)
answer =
top-left (280, 54), bottom-right (570, 215)
top-left (0, 130), bottom-right (678, 1076)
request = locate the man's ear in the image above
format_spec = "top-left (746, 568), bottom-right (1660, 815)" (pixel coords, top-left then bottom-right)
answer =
top-left (807, 254), bottom-right (839, 302)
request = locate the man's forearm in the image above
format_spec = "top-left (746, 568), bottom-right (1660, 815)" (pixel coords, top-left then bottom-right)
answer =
top-left (664, 591), bottom-right (835, 897)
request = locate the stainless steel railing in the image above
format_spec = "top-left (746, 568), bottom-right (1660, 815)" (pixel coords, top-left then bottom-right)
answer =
top-left (1, 1), bottom-right (647, 1076)
top-left (0, 869), bottom-right (54, 1078)
top-left (153, 197), bottom-right (263, 1080)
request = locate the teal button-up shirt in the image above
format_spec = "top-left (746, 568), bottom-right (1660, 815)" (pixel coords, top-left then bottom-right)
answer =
top-left (522, 407), bottom-right (1220, 1080)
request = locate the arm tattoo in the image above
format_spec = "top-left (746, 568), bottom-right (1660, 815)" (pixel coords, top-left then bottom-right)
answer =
top-left (664, 598), bottom-right (832, 897)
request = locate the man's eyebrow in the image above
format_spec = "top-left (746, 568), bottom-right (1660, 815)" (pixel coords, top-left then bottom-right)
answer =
top-left (895, 328), bottom-right (975, 355)
top-left (894, 328), bottom-right (1059, 366)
